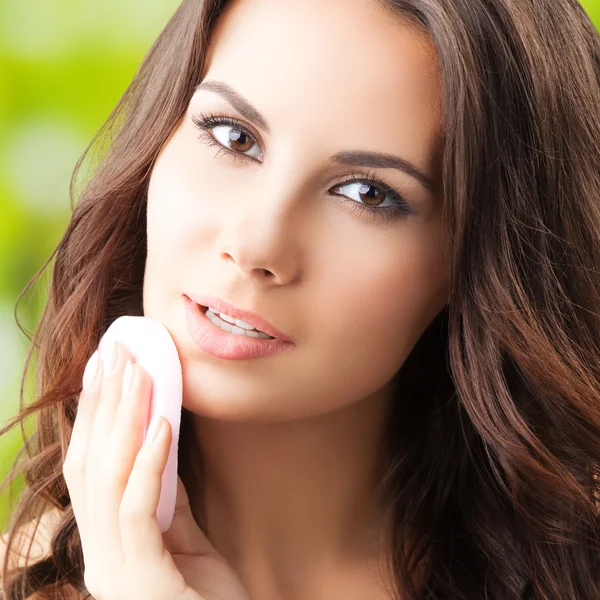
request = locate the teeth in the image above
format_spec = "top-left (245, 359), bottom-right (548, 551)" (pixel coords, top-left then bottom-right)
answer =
top-left (218, 312), bottom-right (256, 331)
top-left (206, 308), bottom-right (273, 339)
top-left (218, 312), bottom-right (237, 325)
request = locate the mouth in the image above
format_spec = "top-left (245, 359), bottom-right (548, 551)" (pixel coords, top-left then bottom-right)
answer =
top-left (184, 293), bottom-right (292, 342)
top-left (183, 295), bottom-right (294, 360)
top-left (197, 303), bottom-right (275, 339)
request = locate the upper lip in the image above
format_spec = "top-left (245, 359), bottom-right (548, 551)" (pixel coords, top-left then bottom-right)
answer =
top-left (185, 294), bottom-right (293, 342)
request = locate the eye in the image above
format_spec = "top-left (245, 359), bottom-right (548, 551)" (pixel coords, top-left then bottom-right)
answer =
top-left (192, 112), bottom-right (414, 224)
top-left (192, 112), bottom-right (263, 161)
top-left (331, 176), bottom-right (409, 212)
top-left (330, 172), bottom-right (414, 221)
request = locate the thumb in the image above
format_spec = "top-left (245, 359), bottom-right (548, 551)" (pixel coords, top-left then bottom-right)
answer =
top-left (162, 475), bottom-right (219, 557)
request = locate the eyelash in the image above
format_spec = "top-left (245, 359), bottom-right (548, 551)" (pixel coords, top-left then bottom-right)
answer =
top-left (191, 111), bottom-right (414, 224)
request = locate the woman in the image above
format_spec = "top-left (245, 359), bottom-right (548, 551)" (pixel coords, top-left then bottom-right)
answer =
top-left (1, 0), bottom-right (599, 598)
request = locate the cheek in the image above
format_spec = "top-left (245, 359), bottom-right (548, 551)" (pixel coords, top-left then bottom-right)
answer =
top-left (313, 226), bottom-right (447, 383)
top-left (146, 136), bottom-right (220, 260)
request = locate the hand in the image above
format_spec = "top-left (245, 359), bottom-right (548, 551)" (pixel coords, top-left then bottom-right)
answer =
top-left (63, 341), bottom-right (252, 600)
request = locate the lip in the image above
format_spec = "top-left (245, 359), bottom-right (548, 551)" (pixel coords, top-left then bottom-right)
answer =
top-left (183, 295), bottom-right (295, 361)
top-left (184, 293), bottom-right (292, 342)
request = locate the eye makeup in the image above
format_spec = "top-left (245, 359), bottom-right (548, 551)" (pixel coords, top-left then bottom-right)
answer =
top-left (191, 111), bottom-right (416, 224)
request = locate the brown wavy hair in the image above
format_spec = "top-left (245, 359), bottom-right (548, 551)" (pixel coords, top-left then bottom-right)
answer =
top-left (1, 0), bottom-right (599, 598)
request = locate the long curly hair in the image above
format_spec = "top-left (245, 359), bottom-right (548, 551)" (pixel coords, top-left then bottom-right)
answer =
top-left (1, 0), bottom-right (599, 598)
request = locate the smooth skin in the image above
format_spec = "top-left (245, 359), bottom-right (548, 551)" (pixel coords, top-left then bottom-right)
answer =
top-left (62, 340), bottom-right (252, 600)
top-left (143, 0), bottom-right (447, 597)
top-left (63, 0), bottom-right (447, 598)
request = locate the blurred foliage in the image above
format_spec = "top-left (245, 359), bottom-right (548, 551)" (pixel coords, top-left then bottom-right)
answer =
top-left (0, 0), bottom-right (180, 531)
top-left (0, 0), bottom-right (599, 533)
top-left (584, 0), bottom-right (600, 28)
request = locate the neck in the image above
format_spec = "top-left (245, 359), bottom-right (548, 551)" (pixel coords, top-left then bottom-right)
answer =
top-left (189, 385), bottom-right (395, 595)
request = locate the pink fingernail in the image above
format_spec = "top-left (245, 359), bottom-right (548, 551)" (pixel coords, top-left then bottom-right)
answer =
top-left (146, 417), bottom-right (163, 444)
top-left (82, 351), bottom-right (100, 390)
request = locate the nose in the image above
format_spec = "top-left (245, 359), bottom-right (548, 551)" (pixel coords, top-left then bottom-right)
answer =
top-left (214, 185), bottom-right (304, 287)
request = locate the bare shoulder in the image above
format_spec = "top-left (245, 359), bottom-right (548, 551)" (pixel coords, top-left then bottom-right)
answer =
top-left (0, 507), bottom-right (63, 568)
top-left (0, 508), bottom-right (84, 598)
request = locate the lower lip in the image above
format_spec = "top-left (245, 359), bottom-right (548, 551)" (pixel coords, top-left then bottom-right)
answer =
top-left (183, 295), bottom-right (294, 360)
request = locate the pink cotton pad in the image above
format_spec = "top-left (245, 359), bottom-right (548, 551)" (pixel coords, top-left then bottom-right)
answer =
top-left (98, 316), bottom-right (183, 533)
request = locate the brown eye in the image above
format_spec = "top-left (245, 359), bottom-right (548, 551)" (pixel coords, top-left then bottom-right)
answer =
top-left (227, 128), bottom-right (253, 153)
top-left (210, 124), bottom-right (262, 160)
top-left (333, 181), bottom-right (394, 210)
top-left (329, 173), bottom-right (414, 222)
top-left (357, 183), bottom-right (386, 208)
top-left (192, 113), bottom-right (264, 161)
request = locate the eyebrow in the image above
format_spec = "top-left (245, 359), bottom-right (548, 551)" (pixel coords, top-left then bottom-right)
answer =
top-left (195, 80), bottom-right (435, 193)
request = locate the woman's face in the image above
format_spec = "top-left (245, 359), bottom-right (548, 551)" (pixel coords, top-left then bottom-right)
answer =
top-left (144, 0), bottom-right (449, 422)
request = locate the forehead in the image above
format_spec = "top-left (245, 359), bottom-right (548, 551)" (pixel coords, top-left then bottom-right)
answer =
top-left (200, 0), bottom-right (443, 179)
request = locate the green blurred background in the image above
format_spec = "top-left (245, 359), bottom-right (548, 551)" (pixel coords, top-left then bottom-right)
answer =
top-left (0, 1), bottom-right (599, 532)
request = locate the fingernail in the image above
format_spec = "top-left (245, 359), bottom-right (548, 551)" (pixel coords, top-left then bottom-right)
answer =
top-left (145, 416), bottom-right (163, 444)
top-left (122, 361), bottom-right (134, 397)
top-left (82, 351), bottom-right (100, 390)
top-left (102, 341), bottom-right (119, 376)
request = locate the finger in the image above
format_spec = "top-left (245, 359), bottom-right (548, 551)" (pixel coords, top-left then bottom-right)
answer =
top-left (89, 341), bottom-right (134, 451)
top-left (103, 362), bottom-right (152, 552)
top-left (120, 415), bottom-right (171, 565)
top-left (66, 351), bottom-right (103, 468)
top-left (87, 341), bottom-right (135, 567)
top-left (109, 362), bottom-right (152, 492)
top-left (63, 350), bottom-right (104, 556)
